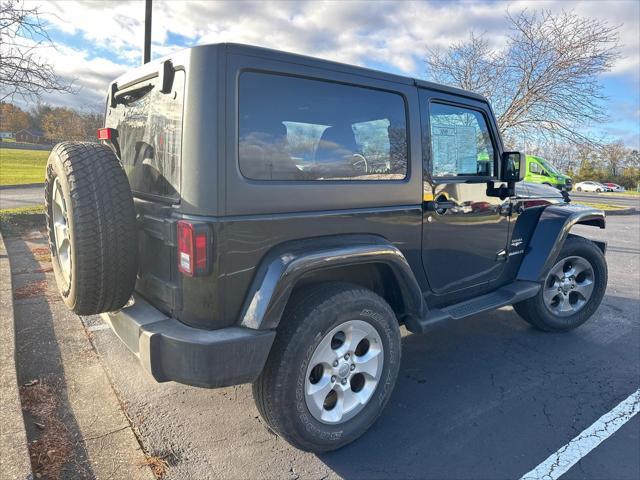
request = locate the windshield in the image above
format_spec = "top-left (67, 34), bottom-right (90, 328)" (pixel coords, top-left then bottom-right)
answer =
top-left (105, 70), bottom-right (185, 200)
top-left (537, 157), bottom-right (561, 175)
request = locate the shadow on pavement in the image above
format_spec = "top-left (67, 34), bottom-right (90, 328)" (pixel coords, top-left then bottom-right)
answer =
top-left (7, 230), bottom-right (96, 479)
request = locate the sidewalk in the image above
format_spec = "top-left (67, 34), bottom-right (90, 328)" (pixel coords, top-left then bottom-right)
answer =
top-left (2, 221), bottom-right (155, 479)
top-left (0, 231), bottom-right (31, 480)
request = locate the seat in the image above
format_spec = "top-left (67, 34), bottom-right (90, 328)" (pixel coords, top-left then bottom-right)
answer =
top-left (239, 122), bottom-right (305, 180)
top-left (316, 125), bottom-right (359, 162)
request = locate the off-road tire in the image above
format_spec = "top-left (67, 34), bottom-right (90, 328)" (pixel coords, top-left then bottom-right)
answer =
top-left (45, 142), bottom-right (138, 315)
top-left (514, 236), bottom-right (607, 332)
top-left (252, 282), bottom-right (401, 452)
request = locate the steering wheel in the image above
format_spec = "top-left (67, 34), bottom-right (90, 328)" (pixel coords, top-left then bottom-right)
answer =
top-left (351, 153), bottom-right (369, 174)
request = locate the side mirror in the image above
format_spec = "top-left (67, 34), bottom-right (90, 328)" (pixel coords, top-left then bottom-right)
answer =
top-left (500, 151), bottom-right (525, 183)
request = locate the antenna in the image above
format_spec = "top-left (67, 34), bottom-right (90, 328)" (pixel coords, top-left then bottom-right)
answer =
top-left (143, 0), bottom-right (152, 64)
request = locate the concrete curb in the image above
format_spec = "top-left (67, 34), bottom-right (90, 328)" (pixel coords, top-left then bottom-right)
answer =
top-left (0, 231), bottom-right (33, 480)
top-left (604, 207), bottom-right (639, 216)
top-left (0, 183), bottom-right (42, 191)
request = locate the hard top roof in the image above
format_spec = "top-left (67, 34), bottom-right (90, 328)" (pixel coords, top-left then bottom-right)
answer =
top-left (221, 43), bottom-right (488, 102)
top-left (110, 42), bottom-right (489, 104)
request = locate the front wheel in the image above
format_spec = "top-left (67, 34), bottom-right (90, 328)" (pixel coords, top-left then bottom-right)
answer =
top-left (576, 187), bottom-right (582, 192)
top-left (253, 283), bottom-right (401, 452)
top-left (596, 188), bottom-right (602, 192)
top-left (514, 236), bottom-right (607, 332)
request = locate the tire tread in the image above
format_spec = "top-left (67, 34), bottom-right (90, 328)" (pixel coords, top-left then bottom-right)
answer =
top-left (45, 142), bottom-right (138, 315)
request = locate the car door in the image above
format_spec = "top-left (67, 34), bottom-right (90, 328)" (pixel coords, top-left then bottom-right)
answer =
top-left (419, 90), bottom-right (510, 301)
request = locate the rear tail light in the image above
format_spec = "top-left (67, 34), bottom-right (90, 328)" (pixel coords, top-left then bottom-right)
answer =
top-left (97, 127), bottom-right (116, 140)
top-left (177, 220), bottom-right (211, 276)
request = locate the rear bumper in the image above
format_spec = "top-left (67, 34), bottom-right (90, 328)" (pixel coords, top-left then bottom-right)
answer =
top-left (102, 294), bottom-right (276, 388)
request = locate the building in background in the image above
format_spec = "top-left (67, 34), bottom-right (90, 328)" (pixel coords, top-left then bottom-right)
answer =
top-left (15, 129), bottom-right (46, 144)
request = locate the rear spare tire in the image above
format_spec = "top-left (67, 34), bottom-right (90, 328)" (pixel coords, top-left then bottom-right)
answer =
top-left (45, 142), bottom-right (138, 315)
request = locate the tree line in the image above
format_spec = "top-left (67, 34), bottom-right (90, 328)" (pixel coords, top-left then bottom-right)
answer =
top-left (0, 102), bottom-right (102, 143)
top-left (530, 141), bottom-right (639, 190)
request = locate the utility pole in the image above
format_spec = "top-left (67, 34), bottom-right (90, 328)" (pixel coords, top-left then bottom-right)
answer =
top-left (143, 0), bottom-right (152, 64)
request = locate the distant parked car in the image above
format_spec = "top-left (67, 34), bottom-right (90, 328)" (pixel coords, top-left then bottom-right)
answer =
top-left (574, 181), bottom-right (608, 193)
top-left (603, 182), bottom-right (625, 192)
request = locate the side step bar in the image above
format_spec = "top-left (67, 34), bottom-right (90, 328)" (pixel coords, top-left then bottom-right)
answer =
top-left (406, 281), bottom-right (541, 334)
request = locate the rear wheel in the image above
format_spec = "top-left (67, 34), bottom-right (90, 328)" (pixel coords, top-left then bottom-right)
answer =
top-left (253, 283), bottom-right (401, 452)
top-left (45, 142), bottom-right (138, 315)
top-left (576, 187), bottom-right (582, 191)
top-left (514, 236), bottom-right (607, 332)
top-left (596, 188), bottom-right (602, 192)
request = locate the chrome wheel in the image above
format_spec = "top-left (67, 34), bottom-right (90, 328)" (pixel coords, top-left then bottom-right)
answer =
top-left (305, 320), bottom-right (383, 425)
top-left (51, 177), bottom-right (71, 284)
top-left (543, 255), bottom-right (594, 317)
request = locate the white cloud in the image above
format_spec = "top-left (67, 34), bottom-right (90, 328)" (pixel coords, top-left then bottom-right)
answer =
top-left (4, 35), bottom-right (127, 111)
top-left (15, 0), bottom-right (640, 128)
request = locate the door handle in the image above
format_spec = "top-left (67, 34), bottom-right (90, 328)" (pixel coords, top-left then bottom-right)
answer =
top-left (424, 200), bottom-right (457, 212)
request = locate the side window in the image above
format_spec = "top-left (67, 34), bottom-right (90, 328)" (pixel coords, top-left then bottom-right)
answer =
top-left (530, 162), bottom-right (540, 174)
top-left (428, 102), bottom-right (495, 178)
top-left (238, 72), bottom-right (408, 181)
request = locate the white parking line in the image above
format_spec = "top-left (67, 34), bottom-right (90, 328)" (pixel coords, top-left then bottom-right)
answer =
top-left (520, 388), bottom-right (640, 480)
top-left (87, 323), bottom-right (110, 332)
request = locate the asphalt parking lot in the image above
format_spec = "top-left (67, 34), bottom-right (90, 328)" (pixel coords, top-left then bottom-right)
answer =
top-left (6, 215), bottom-right (639, 479)
top-left (76, 215), bottom-right (638, 480)
top-left (0, 184), bottom-right (42, 210)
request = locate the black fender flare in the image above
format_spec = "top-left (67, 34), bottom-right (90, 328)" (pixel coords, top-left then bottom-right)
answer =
top-left (517, 205), bottom-right (605, 283)
top-left (239, 235), bottom-right (425, 330)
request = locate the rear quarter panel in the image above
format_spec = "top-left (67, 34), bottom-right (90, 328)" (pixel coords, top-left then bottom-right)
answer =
top-left (215, 48), bottom-right (426, 326)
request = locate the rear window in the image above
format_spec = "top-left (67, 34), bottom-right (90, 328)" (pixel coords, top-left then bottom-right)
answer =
top-left (105, 70), bottom-right (185, 200)
top-left (238, 72), bottom-right (408, 181)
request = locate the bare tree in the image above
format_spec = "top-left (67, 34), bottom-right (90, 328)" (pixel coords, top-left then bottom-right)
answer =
top-left (425, 9), bottom-right (621, 147)
top-left (425, 33), bottom-right (507, 104)
top-left (528, 140), bottom-right (580, 172)
top-left (0, 0), bottom-right (75, 102)
top-left (601, 141), bottom-right (630, 177)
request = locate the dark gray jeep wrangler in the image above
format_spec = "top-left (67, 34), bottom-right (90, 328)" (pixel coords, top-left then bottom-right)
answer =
top-left (45, 43), bottom-right (607, 452)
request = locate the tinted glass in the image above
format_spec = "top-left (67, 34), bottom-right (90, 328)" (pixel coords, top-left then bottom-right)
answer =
top-left (428, 103), bottom-right (495, 177)
top-left (106, 70), bottom-right (185, 199)
top-left (239, 72), bottom-right (408, 181)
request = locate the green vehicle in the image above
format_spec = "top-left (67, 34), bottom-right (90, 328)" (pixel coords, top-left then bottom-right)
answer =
top-left (524, 155), bottom-right (572, 190)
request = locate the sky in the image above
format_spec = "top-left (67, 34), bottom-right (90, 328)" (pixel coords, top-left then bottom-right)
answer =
top-left (14, 0), bottom-right (640, 148)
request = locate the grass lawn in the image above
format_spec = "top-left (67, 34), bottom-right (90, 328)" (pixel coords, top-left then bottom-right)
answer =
top-left (0, 148), bottom-right (49, 186)
top-left (0, 205), bottom-right (45, 236)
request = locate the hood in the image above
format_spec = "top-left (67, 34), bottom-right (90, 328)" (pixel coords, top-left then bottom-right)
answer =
top-left (515, 182), bottom-right (564, 200)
